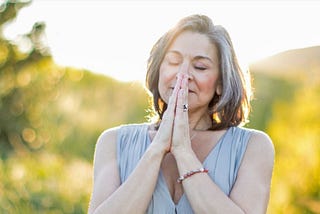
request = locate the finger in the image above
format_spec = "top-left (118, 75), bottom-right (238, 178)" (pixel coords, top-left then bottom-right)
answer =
top-left (181, 74), bottom-right (189, 100)
top-left (176, 90), bottom-right (188, 118)
top-left (178, 76), bottom-right (189, 113)
top-left (158, 74), bottom-right (182, 131)
top-left (165, 74), bottom-right (183, 115)
top-left (174, 76), bottom-right (189, 134)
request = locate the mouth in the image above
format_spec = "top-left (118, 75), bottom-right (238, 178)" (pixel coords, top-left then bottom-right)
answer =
top-left (170, 87), bottom-right (195, 93)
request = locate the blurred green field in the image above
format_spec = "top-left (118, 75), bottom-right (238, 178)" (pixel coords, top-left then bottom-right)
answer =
top-left (1, 1), bottom-right (319, 213)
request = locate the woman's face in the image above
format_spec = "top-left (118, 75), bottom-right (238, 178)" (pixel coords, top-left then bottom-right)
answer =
top-left (158, 31), bottom-right (221, 112)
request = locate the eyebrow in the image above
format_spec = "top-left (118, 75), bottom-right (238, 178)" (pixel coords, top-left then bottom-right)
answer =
top-left (166, 50), bottom-right (214, 63)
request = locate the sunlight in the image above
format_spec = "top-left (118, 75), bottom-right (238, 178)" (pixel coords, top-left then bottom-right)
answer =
top-left (1, 2), bottom-right (320, 213)
top-left (3, 1), bottom-right (320, 82)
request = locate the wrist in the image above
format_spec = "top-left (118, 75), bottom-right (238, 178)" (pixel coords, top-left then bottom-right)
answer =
top-left (171, 146), bottom-right (194, 161)
top-left (172, 146), bottom-right (203, 172)
top-left (177, 167), bottom-right (209, 183)
top-left (148, 141), bottom-right (168, 158)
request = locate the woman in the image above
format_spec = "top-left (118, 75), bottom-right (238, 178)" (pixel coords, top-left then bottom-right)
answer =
top-left (88, 14), bottom-right (274, 214)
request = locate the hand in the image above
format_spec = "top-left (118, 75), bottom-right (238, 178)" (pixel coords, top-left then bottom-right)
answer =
top-left (151, 74), bottom-right (184, 154)
top-left (171, 74), bottom-right (192, 156)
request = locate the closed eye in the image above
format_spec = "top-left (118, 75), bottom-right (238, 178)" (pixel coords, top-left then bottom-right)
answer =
top-left (168, 60), bottom-right (180, 65)
top-left (194, 66), bottom-right (207, 70)
top-left (164, 52), bottom-right (182, 66)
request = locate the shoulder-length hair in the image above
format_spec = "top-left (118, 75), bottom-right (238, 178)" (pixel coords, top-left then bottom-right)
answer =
top-left (145, 14), bottom-right (252, 130)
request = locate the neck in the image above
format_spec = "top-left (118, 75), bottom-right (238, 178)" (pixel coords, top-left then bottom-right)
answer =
top-left (188, 109), bottom-right (212, 131)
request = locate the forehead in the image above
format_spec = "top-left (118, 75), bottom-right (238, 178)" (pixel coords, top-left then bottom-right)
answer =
top-left (167, 31), bottom-right (218, 60)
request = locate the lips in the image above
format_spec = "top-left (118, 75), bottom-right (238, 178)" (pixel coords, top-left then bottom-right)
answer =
top-left (169, 87), bottom-right (195, 93)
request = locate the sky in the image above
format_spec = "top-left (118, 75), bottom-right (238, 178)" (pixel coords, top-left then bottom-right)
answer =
top-left (3, 0), bottom-right (320, 82)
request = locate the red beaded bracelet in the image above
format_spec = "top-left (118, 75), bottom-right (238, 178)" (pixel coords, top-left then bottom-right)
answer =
top-left (177, 167), bottom-right (209, 183)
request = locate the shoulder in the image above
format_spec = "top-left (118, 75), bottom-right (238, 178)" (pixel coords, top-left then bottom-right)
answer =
top-left (93, 124), bottom-right (147, 174)
top-left (95, 123), bottom-right (150, 151)
top-left (231, 127), bottom-right (275, 175)
top-left (93, 127), bottom-right (120, 175)
top-left (96, 126), bottom-right (120, 151)
top-left (248, 129), bottom-right (274, 157)
top-left (243, 129), bottom-right (275, 169)
top-left (233, 127), bottom-right (274, 154)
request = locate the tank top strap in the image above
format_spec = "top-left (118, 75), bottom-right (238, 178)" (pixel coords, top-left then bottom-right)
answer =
top-left (204, 126), bottom-right (252, 195)
top-left (116, 123), bottom-right (150, 183)
top-left (116, 124), bottom-right (253, 213)
top-left (228, 126), bottom-right (253, 182)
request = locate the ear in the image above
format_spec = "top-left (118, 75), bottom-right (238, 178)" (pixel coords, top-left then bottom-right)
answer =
top-left (216, 82), bottom-right (222, 96)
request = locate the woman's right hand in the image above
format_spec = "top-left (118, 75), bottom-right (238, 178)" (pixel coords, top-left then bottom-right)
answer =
top-left (150, 74), bottom-right (183, 154)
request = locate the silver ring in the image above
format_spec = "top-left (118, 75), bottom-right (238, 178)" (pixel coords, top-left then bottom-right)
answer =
top-left (183, 104), bottom-right (188, 112)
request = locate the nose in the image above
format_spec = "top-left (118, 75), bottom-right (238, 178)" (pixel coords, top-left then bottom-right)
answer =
top-left (177, 61), bottom-right (192, 80)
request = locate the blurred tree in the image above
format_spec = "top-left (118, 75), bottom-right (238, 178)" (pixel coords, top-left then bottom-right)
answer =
top-left (0, 1), bottom-right (150, 161)
top-left (247, 73), bottom-right (296, 131)
top-left (0, 0), bottom-right (28, 26)
top-left (0, 1), bottom-right (319, 213)
top-left (48, 69), bottom-right (150, 161)
top-left (0, 0), bottom-right (53, 158)
top-left (249, 54), bottom-right (320, 213)
top-left (0, 1), bottom-right (150, 213)
top-left (267, 76), bottom-right (320, 213)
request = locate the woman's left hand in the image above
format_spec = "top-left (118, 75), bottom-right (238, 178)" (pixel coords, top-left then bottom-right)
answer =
top-left (170, 74), bottom-right (193, 156)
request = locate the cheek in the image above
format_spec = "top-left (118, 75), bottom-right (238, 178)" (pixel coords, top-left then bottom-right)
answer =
top-left (159, 63), bottom-right (180, 87)
top-left (197, 74), bottom-right (220, 96)
top-left (159, 63), bottom-right (176, 81)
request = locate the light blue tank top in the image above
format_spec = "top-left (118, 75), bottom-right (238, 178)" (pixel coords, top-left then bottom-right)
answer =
top-left (116, 123), bottom-right (252, 214)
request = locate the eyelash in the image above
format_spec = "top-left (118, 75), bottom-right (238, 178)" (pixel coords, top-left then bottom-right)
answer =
top-left (168, 61), bottom-right (180, 65)
top-left (166, 58), bottom-right (207, 70)
top-left (194, 66), bottom-right (206, 70)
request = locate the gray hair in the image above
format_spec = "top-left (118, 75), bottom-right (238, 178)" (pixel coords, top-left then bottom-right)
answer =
top-left (145, 14), bottom-right (251, 130)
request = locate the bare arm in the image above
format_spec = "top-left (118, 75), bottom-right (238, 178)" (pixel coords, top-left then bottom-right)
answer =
top-left (88, 75), bottom-right (182, 214)
top-left (174, 131), bottom-right (274, 214)
top-left (229, 131), bottom-right (275, 213)
top-left (88, 128), bottom-right (166, 214)
top-left (171, 74), bottom-right (275, 213)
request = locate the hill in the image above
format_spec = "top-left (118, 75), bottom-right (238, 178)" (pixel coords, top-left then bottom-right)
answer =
top-left (246, 46), bottom-right (320, 130)
top-left (249, 45), bottom-right (320, 80)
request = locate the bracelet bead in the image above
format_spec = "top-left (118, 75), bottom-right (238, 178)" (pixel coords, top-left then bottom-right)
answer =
top-left (177, 167), bottom-right (209, 183)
